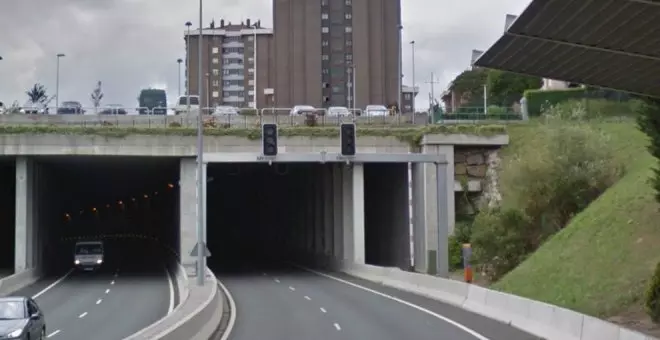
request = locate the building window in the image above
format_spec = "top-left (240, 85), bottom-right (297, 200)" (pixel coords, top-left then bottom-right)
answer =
top-left (322, 68), bottom-right (329, 74)
top-left (345, 54), bottom-right (352, 61)
top-left (322, 40), bottom-right (329, 46)
top-left (345, 0), bottom-right (351, 4)
top-left (404, 94), bottom-right (411, 100)
top-left (212, 58), bottom-right (219, 64)
top-left (345, 13), bottom-right (352, 19)
top-left (247, 36), bottom-right (254, 41)
top-left (212, 69), bottom-right (219, 76)
top-left (322, 55), bottom-right (329, 60)
top-left (212, 80), bottom-right (219, 86)
top-left (345, 26), bottom-right (352, 33)
top-left (212, 47), bottom-right (219, 54)
top-left (346, 40), bottom-right (352, 46)
top-left (212, 91), bottom-right (219, 98)
top-left (322, 27), bottom-right (329, 33)
top-left (322, 13), bottom-right (328, 20)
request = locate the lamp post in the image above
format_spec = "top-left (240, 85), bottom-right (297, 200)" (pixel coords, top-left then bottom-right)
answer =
top-left (410, 40), bottom-right (416, 117)
top-left (185, 21), bottom-right (192, 113)
top-left (177, 58), bottom-right (183, 97)
top-left (397, 25), bottom-right (403, 115)
top-left (195, 0), bottom-right (206, 287)
top-left (55, 53), bottom-right (65, 113)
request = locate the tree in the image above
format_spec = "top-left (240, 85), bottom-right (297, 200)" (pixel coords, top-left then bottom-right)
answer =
top-left (26, 84), bottom-right (48, 104)
top-left (90, 81), bottom-right (104, 113)
top-left (637, 98), bottom-right (660, 203)
top-left (448, 68), bottom-right (489, 107)
top-left (486, 70), bottom-right (542, 106)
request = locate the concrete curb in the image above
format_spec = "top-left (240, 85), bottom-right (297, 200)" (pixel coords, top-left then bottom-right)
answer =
top-left (123, 267), bottom-right (221, 340)
top-left (0, 268), bottom-right (41, 297)
top-left (342, 263), bottom-right (656, 340)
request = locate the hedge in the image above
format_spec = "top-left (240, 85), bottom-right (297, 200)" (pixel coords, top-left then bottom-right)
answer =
top-left (523, 88), bottom-right (587, 116)
top-left (0, 124), bottom-right (507, 147)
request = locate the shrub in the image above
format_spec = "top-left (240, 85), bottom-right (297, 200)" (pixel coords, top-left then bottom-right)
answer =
top-left (240, 109), bottom-right (258, 116)
top-left (524, 88), bottom-right (586, 116)
top-left (448, 221), bottom-right (473, 271)
top-left (168, 121), bottom-right (182, 128)
top-left (637, 98), bottom-right (660, 203)
top-left (646, 262), bottom-right (660, 322)
top-left (543, 98), bottom-right (642, 120)
top-left (471, 208), bottom-right (531, 281)
top-left (304, 113), bottom-right (318, 127)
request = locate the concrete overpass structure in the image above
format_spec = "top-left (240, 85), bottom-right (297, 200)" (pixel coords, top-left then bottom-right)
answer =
top-left (0, 127), bottom-right (508, 339)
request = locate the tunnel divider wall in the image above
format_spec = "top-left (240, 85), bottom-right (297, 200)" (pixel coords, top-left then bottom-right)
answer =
top-left (0, 267), bottom-right (41, 297)
top-left (122, 267), bottom-right (221, 340)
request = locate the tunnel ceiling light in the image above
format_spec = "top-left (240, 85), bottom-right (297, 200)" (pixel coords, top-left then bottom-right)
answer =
top-left (131, 197), bottom-right (136, 201)
top-left (118, 200), bottom-right (123, 205)
top-left (106, 204), bottom-right (110, 208)
top-left (167, 183), bottom-right (174, 188)
top-left (92, 207), bottom-right (97, 212)
top-left (154, 191), bottom-right (158, 195)
top-left (144, 194), bottom-right (149, 198)
top-left (79, 210), bottom-right (84, 215)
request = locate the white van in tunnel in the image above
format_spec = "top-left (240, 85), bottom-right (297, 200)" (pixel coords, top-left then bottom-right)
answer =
top-left (73, 241), bottom-right (104, 271)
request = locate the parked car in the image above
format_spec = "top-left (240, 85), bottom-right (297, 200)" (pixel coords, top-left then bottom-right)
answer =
top-left (290, 105), bottom-right (316, 115)
top-left (20, 102), bottom-right (47, 114)
top-left (213, 106), bottom-right (239, 116)
top-left (0, 102), bottom-right (5, 114)
top-left (0, 296), bottom-right (46, 339)
top-left (100, 104), bottom-right (127, 115)
top-left (57, 101), bottom-right (84, 114)
top-left (327, 106), bottom-right (351, 116)
top-left (174, 95), bottom-right (200, 115)
top-left (365, 104), bottom-right (389, 116)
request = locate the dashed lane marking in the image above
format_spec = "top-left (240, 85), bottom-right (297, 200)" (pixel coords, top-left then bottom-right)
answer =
top-left (334, 323), bottom-right (341, 331)
top-left (289, 286), bottom-right (295, 291)
top-left (274, 278), bottom-right (280, 283)
top-left (33, 269), bottom-right (74, 299)
top-left (304, 296), bottom-right (311, 300)
top-left (320, 307), bottom-right (327, 313)
top-left (96, 299), bottom-right (102, 305)
top-left (105, 289), bottom-right (110, 294)
top-left (110, 280), bottom-right (115, 285)
top-left (47, 330), bottom-right (61, 338)
top-left (79, 312), bottom-right (87, 318)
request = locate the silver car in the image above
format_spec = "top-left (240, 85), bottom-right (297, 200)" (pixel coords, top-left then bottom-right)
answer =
top-left (0, 297), bottom-right (46, 340)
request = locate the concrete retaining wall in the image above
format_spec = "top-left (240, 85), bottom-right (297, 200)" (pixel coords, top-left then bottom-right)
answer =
top-left (0, 268), bottom-right (41, 297)
top-left (341, 263), bottom-right (655, 340)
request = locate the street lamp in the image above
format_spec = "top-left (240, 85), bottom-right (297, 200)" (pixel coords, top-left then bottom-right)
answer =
top-left (177, 58), bottom-right (183, 97)
top-left (397, 25), bottom-right (403, 114)
top-left (410, 40), bottom-right (416, 119)
top-left (55, 53), bottom-right (65, 113)
top-left (185, 21), bottom-right (192, 113)
top-left (195, 0), bottom-right (206, 287)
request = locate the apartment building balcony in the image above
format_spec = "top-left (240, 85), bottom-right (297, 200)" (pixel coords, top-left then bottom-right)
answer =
top-left (223, 63), bottom-right (245, 70)
top-left (222, 41), bottom-right (244, 48)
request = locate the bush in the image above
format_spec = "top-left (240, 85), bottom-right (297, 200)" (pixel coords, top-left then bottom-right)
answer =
top-left (543, 99), bottom-right (643, 120)
top-left (304, 113), bottom-right (318, 127)
top-left (471, 209), bottom-right (531, 281)
top-left (646, 262), bottom-right (660, 322)
top-left (448, 221), bottom-right (473, 271)
top-left (524, 88), bottom-right (586, 116)
top-left (168, 121), bottom-right (182, 128)
top-left (240, 109), bottom-right (258, 116)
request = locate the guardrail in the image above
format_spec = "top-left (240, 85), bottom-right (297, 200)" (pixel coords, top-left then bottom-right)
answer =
top-left (342, 263), bottom-right (655, 340)
top-left (0, 110), bottom-right (432, 127)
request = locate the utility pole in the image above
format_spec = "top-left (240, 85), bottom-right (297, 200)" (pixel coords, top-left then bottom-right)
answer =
top-left (425, 72), bottom-right (442, 113)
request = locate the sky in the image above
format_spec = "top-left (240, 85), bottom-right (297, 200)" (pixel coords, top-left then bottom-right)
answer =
top-left (0, 0), bottom-right (532, 109)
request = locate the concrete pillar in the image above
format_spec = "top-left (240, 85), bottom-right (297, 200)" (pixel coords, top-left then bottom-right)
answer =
top-left (179, 157), bottom-right (198, 275)
top-left (411, 163), bottom-right (427, 273)
top-left (390, 164), bottom-right (411, 270)
top-left (306, 168), bottom-right (314, 254)
top-left (322, 165), bottom-right (334, 257)
top-left (332, 164), bottom-right (344, 264)
top-left (314, 165), bottom-right (324, 255)
top-left (15, 156), bottom-right (35, 272)
top-left (349, 164), bottom-right (365, 264)
top-left (341, 165), bottom-right (354, 262)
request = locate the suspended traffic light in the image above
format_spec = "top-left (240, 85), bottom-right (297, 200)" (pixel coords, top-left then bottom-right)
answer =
top-left (340, 123), bottom-right (356, 156)
top-left (262, 123), bottom-right (278, 156)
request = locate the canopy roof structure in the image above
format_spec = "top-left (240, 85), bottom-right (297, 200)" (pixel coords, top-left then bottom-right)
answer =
top-left (474, 0), bottom-right (660, 97)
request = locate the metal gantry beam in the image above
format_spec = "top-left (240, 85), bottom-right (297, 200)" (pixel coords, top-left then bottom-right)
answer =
top-left (202, 152), bottom-right (447, 164)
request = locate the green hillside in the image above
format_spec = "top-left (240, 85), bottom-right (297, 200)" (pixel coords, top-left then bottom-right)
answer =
top-left (493, 120), bottom-right (657, 319)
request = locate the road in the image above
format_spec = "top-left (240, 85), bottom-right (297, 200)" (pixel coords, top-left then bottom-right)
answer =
top-left (217, 263), bottom-right (538, 340)
top-left (12, 264), bottom-right (172, 339)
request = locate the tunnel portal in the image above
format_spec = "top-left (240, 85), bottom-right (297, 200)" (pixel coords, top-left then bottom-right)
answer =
top-left (206, 162), bottom-right (412, 274)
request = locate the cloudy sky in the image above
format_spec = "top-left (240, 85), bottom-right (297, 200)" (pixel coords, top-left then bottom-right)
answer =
top-left (0, 0), bottom-right (531, 109)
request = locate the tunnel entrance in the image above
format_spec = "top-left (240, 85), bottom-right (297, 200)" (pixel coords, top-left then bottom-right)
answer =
top-left (32, 156), bottom-right (180, 277)
top-left (206, 161), bottom-right (413, 274)
top-left (0, 157), bottom-right (16, 276)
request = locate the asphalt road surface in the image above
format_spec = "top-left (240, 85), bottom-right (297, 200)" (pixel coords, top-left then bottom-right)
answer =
top-left (11, 264), bottom-right (172, 339)
top-left (217, 263), bottom-right (538, 340)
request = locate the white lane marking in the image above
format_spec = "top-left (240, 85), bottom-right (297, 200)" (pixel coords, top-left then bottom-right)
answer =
top-left (289, 286), bottom-right (295, 291)
top-left (334, 323), bottom-right (341, 330)
top-left (110, 280), bottom-right (115, 285)
top-left (274, 278), bottom-right (280, 283)
top-left (297, 265), bottom-right (490, 340)
top-left (105, 289), bottom-right (110, 294)
top-left (320, 307), bottom-right (327, 313)
top-left (79, 312), bottom-right (88, 318)
top-left (33, 269), bottom-right (74, 299)
top-left (217, 280), bottom-right (237, 340)
top-left (304, 295), bottom-right (311, 300)
top-left (96, 299), bottom-right (102, 305)
top-left (47, 329), bottom-right (61, 337)
top-left (165, 266), bottom-right (175, 314)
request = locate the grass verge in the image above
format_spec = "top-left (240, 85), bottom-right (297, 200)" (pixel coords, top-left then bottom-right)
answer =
top-left (492, 120), bottom-right (659, 322)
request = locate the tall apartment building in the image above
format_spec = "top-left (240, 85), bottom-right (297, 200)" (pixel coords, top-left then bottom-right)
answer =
top-left (184, 19), bottom-right (275, 109)
top-left (273, 0), bottom-right (402, 109)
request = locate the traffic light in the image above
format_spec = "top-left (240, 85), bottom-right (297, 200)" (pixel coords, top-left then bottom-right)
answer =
top-left (340, 123), bottom-right (356, 156)
top-left (262, 123), bottom-right (278, 156)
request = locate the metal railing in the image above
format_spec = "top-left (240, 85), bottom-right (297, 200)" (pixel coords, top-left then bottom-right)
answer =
top-left (0, 106), bottom-right (433, 128)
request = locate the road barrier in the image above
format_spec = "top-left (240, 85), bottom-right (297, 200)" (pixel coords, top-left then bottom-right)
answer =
top-left (342, 263), bottom-right (656, 340)
top-left (0, 268), bottom-right (41, 297)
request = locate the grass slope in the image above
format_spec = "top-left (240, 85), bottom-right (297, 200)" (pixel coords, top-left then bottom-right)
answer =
top-left (492, 120), bottom-right (658, 319)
